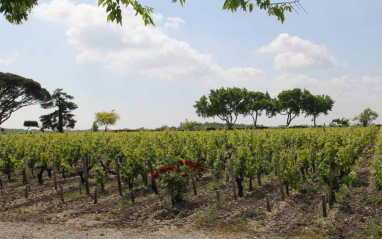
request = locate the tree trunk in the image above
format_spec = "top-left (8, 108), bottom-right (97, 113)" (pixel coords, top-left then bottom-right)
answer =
top-left (235, 177), bottom-right (244, 197)
top-left (285, 183), bottom-right (289, 196)
top-left (257, 173), bottom-right (262, 186)
top-left (313, 116), bottom-right (317, 127)
top-left (249, 178), bottom-right (253, 191)
top-left (58, 100), bottom-right (63, 133)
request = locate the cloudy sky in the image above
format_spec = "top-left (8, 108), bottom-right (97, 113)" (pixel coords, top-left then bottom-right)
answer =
top-left (0, 0), bottom-right (381, 129)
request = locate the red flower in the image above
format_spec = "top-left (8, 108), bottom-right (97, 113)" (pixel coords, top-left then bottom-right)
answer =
top-left (197, 166), bottom-right (204, 172)
top-left (152, 172), bottom-right (159, 178)
top-left (177, 160), bottom-right (184, 166)
top-left (182, 173), bottom-right (188, 177)
top-left (159, 167), bottom-right (167, 173)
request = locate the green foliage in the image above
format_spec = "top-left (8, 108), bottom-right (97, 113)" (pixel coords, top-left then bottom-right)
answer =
top-left (180, 119), bottom-right (200, 131)
top-left (194, 87), bottom-right (248, 130)
top-left (91, 121), bottom-right (99, 132)
top-left (210, 181), bottom-right (223, 191)
top-left (0, 0), bottom-right (38, 24)
top-left (353, 108), bottom-right (379, 127)
top-left (305, 94), bottom-right (335, 126)
top-left (331, 117), bottom-right (350, 127)
top-left (276, 88), bottom-right (312, 127)
top-left (244, 91), bottom-right (276, 128)
top-left (0, 72), bottom-right (50, 126)
top-left (95, 166), bottom-right (106, 191)
top-left (95, 110), bottom-right (120, 132)
top-left (373, 131), bottom-right (382, 190)
top-left (2, 0), bottom-right (300, 25)
top-left (23, 121), bottom-right (39, 128)
top-left (335, 184), bottom-right (351, 202)
top-left (40, 89), bottom-right (78, 132)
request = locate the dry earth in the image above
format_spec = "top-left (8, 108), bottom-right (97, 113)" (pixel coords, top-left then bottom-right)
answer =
top-left (0, 144), bottom-right (381, 239)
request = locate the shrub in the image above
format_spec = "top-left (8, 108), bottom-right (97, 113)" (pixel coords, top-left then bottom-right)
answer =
top-left (153, 159), bottom-right (204, 204)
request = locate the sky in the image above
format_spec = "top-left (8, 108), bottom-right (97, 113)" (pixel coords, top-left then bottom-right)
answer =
top-left (0, 0), bottom-right (381, 130)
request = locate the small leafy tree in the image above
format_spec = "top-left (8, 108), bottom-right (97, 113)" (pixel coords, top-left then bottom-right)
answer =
top-left (305, 94), bottom-right (334, 127)
top-left (353, 108), bottom-right (379, 127)
top-left (276, 88), bottom-right (312, 127)
top-left (331, 118), bottom-right (350, 127)
top-left (244, 91), bottom-right (276, 128)
top-left (179, 119), bottom-right (200, 131)
top-left (194, 87), bottom-right (247, 130)
top-left (40, 89), bottom-right (78, 132)
top-left (95, 110), bottom-right (120, 132)
top-left (23, 120), bottom-right (39, 132)
top-left (91, 121), bottom-right (99, 132)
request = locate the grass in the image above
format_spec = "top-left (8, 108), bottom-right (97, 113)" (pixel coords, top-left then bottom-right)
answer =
top-left (371, 218), bottom-right (382, 238)
top-left (363, 195), bottom-right (382, 205)
top-left (65, 190), bottom-right (83, 201)
top-left (335, 185), bottom-right (351, 202)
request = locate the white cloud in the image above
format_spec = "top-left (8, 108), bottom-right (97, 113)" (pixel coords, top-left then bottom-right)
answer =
top-left (34, 0), bottom-right (263, 85)
top-left (164, 17), bottom-right (185, 29)
top-left (0, 52), bottom-right (18, 65)
top-left (258, 33), bottom-right (338, 71)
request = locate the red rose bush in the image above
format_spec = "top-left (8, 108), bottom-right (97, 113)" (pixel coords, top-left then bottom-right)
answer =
top-left (152, 159), bottom-right (204, 204)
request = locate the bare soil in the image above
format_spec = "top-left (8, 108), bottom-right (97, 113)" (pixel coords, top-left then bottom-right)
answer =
top-left (0, 145), bottom-right (381, 239)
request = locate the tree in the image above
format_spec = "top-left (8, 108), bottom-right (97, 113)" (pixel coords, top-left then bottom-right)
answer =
top-left (0, 72), bottom-right (50, 127)
top-left (2, 0), bottom-right (303, 25)
top-left (179, 119), bottom-right (200, 131)
top-left (194, 87), bottom-right (247, 130)
top-left (244, 91), bottom-right (276, 128)
top-left (305, 94), bottom-right (334, 127)
top-left (331, 117), bottom-right (350, 127)
top-left (23, 120), bottom-right (38, 132)
top-left (40, 89), bottom-right (78, 132)
top-left (95, 110), bottom-right (120, 132)
top-left (276, 88), bottom-right (311, 127)
top-left (91, 121), bottom-right (99, 132)
top-left (353, 108), bottom-right (378, 127)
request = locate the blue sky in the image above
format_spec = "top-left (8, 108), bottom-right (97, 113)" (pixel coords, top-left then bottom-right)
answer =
top-left (0, 0), bottom-right (381, 129)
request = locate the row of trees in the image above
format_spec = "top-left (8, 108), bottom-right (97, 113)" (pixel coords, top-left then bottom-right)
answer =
top-left (194, 87), bottom-right (335, 129)
top-left (0, 72), bottom-right (78, 132)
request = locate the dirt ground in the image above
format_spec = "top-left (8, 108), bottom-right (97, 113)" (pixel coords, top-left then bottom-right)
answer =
top-left (0, 145), bottom-right (381, 239)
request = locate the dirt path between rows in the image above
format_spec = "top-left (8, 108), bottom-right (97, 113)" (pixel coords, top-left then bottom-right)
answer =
top-left (0, 221), bottom-right (259, 239)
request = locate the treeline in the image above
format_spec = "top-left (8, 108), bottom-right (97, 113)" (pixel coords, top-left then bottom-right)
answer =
top-left (194, 87), bottom-right (334, 129)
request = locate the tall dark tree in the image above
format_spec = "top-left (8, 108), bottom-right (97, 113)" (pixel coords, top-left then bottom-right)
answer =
top-left (244, 91), bottom-right (276, 128)
top-left (305, 94), bottom-right (334, 127)
top-left (0, 72), bottom-right (50, 127)
top-left (40, 89), bottom-right (78, 132)
top-left (276, 88), bottom-right (311, 127)
top-left (194, 87), bottom-right (247, 130)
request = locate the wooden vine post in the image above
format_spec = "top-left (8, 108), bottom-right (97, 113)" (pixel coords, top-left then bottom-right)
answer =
top-left (0, 171), bottom-right (4, 190)
top-left (275, 157), bottom-right (285, 201)
top-left (147, 159), bottom-right (158, 195)
top-left (266, 195), bottom-right (271, 212)
top-left (52, 156), bottom-right (58, 191)
top-left (229, 148), bottom-right (237, 200)
top-left (115, 158), bottom-right (123, 196)
top-left (24, 156), bottom-right (30, 198)
top-left (59, 185), bottom-right (64, 203)
top-left (322, 194), bottom-right (327, 217)
top-left (104, 151), bottom-right (108, 181)
top-left (328, 155), bottom-right (334, 209)
top-left (94, 187), bottom-right (98, 204)
top-left (82, 156), bottom-right (90, 195)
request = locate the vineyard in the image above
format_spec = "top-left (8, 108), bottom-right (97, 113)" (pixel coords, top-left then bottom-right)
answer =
top-left (0, 127), bottom-right (381, 238)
